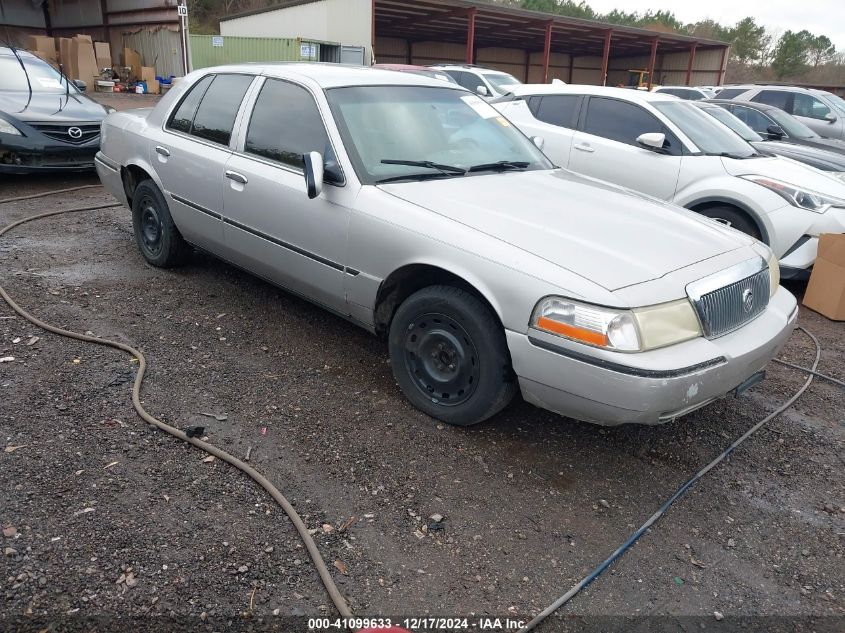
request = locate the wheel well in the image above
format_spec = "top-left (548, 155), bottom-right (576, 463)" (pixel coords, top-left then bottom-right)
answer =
top-left (374, 264), bottom-right (501, 336)
top-left (688, 200), bottom-right (768, 244)
top-left (121, 164), bottom-right (153, 206)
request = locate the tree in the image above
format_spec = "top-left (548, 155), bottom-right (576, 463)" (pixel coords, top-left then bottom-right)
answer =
top-left (519, 0), bottom-right (596, 19)
top-left (806, 34), bottom-right (836, 67)
top-left (730, 17), bottom-right (769, 64)
top-left (771, 30), bottom-right (811, 78)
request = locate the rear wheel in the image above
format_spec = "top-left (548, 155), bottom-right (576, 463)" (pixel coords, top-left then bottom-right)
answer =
top-left (388, 285), bottom-right (516, 426)
top-left (697, 206), bottom-right (761, 240)
top-left (131, 180), bottom-right (190, 267)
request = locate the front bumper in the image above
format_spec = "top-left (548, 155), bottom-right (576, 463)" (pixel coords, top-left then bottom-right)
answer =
top-left (508, 287), bottom-right (798, 426)
top-left (769, 204), bottom-right (845, 273)
top-left (0, 133), bottom-right (98, 174)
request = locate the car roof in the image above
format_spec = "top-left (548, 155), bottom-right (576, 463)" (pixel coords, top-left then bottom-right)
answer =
top-left (195, 62), bottom-right (464, 89)
top-left (429, 65), bottom-right (510, 74)
top-left (707, 99), bottom-right (778, 111)
top-left (722, 84), bottom-right (818, 94)
top-left (506, 83), bottom-right (678, 104)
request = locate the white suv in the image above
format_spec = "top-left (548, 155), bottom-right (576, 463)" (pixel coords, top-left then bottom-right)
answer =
top-left (495, 84), bottom-right (845, 278)
top-left (430, 64), bottom-right (522, 100)
top-left (718, 85), bottom-right (845, 141)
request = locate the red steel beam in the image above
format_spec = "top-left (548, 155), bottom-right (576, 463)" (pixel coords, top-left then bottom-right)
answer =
top-left (542, 20), bottom-right (552, 83)
top-left (646, 37), bottom-right (658, 90)
top-left (600, 29), bottom-right (612, 86)
top-left (466, 7), bottom-right (477, 64)
top-left (718, 46), bottom-right (728, 85)
top-left (685, 42), bottom-right (697, 86)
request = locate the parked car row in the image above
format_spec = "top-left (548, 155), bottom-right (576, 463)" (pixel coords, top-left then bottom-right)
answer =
top-left (94, 64), bottom-right (799, 429)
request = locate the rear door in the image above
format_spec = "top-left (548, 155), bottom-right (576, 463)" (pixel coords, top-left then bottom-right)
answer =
top-left (518, 94), bottom-right (581, 167)
top-left (569, 96), bottom-right (683, 201)
top-left (790, 92), bottom-right (844, 139)
top-left (150, 73), bottom-right (254, 254)
top-left (222, 77), bottom-right (350, 313)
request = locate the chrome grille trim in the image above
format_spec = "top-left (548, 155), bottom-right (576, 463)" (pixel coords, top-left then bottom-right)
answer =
top-left (30, 122), bottom-right (101, 145)
top-left (687, 258), bottom-right (770, 339)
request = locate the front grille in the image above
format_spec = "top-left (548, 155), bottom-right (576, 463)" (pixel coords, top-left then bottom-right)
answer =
top-left (691, 267), bottom-right (770, 338)
top-left (30, 122), bottom-right (100, 145)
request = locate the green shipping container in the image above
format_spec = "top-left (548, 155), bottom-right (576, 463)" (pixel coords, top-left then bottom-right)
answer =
top-left (189, 35), bottom-right (338, 70)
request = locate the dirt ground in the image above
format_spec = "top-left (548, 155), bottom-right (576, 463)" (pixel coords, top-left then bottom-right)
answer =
top-left (1, 95), bottom-right (844, 632)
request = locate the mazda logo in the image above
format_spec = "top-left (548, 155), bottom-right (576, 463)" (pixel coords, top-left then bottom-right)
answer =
top-left (67, 126), bottom-right (83, 139)
top-left (742, 288), bottom-right (754, 314)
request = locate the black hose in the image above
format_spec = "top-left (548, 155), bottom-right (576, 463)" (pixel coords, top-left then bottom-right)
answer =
top-left (773, 358), bottom-right (845, 390)
top-left (519, 326), bottom-right (822, 632)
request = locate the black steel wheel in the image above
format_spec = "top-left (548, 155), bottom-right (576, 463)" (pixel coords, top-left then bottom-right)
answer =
top-left (389, 285), bottom-right (516, 426)
top-left (131, 180), bottom-right (190, 268)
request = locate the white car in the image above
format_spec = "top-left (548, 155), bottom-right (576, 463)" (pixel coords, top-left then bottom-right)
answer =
top-left (429, 64), bottom-right (522, 99)
top-left (652, 86), bottom-right (712, 100)
top-left (717, 85), bottom-right (845, 141)
top-left (495, 84), bottom-right (845, 278)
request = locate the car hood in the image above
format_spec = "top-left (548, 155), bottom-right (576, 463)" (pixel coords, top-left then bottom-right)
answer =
top-left (753, 140), bottom-right (845, 171)
top-left (721, 154), bottom-right (845, 195)
top-left (0, 89), bottom-right (109, 122)
top-left (378, 169), bottom-right (752, 291)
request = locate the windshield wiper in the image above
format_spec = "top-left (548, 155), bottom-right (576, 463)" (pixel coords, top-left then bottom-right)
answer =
top-left (375, 172), bottom-right (461, 184)
top-left (705, 152), bottom-right (759, 159)
top-left (381, 159), bottom-right (467, 175)
top-left (467, 160), bottom-right (530, 173)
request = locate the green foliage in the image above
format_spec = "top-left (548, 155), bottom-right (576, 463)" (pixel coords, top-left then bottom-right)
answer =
top-left (519, 0), bottom-right (596, 19)
top-left (772, 30), bottom-right (811, 78)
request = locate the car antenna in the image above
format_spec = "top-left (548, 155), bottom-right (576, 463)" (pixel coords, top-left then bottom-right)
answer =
top-left (1, 23), bottom-right (34, 111)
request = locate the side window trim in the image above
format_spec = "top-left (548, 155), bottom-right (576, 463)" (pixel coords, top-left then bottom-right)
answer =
top-left (234, 76), bottom-right (346, 187)
top-left (165, 73), bottom-right (214, 135)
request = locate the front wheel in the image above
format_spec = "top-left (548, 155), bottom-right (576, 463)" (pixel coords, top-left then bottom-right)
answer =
top-left (388, 285), bottom-right (517, 426)
top-left (697, 206), bottom-right (762, 241)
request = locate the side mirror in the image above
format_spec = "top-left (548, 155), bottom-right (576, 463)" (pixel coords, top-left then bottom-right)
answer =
top-left (73, 79), bottom-right (87, 92)
top-left (476, 85), bottom-right (489, 97)
top-left (531, 136), bottom-right (545, 150)
top-left (636, 132), bottom-right (666, 152)
top-left (303, 151), bottom-right (324, 200)
top-left (824, 112), bottom-right (837, 123)
top-left (766, 124), bottom-right (785, 139)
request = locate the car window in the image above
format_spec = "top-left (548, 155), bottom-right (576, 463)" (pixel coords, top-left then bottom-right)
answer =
top-left (167, 74), bottom-right (214, 134)
top-left (482, 72), bottom-right (521, 93)
top-left (189, 74), bottom-right (254, 146)
top-left (792, 93), bottom-right (832, 120)
top-left (729, 105), bottom-right (778, 135)
top-left (583, 97), bottom-right (682, 155)
top-left (245, 78), bottom-right (337, 178)
top-left (658, 88), bottom-right (688, 99)
top-left (714, 88), bottom-right (746, 100)
top-left (752, 90), bottom-right (790, 110)
top-left (528, 95), bottom-right (580, 129)
top-left (445, 71), bottom-right (477, 92)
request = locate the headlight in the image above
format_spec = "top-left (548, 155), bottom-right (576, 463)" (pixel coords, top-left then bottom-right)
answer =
top-left (531, 296), bottom-right (701, 352)
top-left (0, 117), bottom-right (21, 136)
top-left (742, 175), bottom-right (845, 213)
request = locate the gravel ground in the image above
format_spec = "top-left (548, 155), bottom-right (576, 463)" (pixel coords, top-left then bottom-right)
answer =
top-left (1, 103), bottom-right (844, 632)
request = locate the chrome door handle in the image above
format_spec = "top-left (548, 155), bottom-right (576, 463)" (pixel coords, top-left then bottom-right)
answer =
top-left (225, 171), bottom-right (248, 185)
top-left (574, 144), bottom-right (595, 153)
top-left (155, 146), bottom-right (170, 157)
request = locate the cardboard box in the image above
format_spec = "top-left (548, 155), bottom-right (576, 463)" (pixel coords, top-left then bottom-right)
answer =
top-left (121, 48), bottom-right (142, 81)
top-left (71, 35), bottom-right (99, 85)
top-left (803, 233), bottom-right (845, 320)
top-left (25, 35), bottom-right (57, 62)
top-left (94, 42), bottom-right (112, 71)
top-left (140, 66), bottom-right (159, 94)
top-left (57, 37), bottom-right (75, 76)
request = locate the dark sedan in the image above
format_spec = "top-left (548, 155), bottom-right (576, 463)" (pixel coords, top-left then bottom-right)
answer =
top-left (708, 99), bottom-right (845, 156)
top-left (0, 46), bottom-right (112, 174)
top-left (697, 102), bottom-right (845, 180)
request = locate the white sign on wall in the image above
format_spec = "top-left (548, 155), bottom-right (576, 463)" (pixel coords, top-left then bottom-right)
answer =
top-left (212, 36), bottom-right (224, 48)
top-left (300, 43), bottom-right (317, 59)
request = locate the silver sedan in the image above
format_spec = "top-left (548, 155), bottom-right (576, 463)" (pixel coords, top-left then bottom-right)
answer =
top-left (95, 64), bottom-right (797, 426)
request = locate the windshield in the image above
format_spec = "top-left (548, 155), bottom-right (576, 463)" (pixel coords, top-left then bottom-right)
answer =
top-left (0, 55), bottom-right (76, 93)
top-left (406, 70), bottom-right (458, 84)
top-left (482, 72), bottom-right (522, 93)
top-left (766, 107), bottom-right (818, 139)
top-left (699, 105), bottom-right (762, 142)
top-left (820, 91), bottom-right (845, 114)
top-left (325, 85), bottom-right (552, 184)
top-left (653, 100), bottom-right (757, 157)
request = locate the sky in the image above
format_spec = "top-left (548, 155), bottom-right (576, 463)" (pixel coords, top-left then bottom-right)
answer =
top-left (585, 0), bottom-right (845, 50)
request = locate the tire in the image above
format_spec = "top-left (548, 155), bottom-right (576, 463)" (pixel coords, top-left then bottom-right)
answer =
top-left (697, 206), bottom-right (761, 241)
top-left (388, 285), bottom-right (517, 426)
top-left (131, 180), bottom-right (190, 267)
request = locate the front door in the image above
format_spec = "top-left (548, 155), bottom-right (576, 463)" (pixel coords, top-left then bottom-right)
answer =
top-left (222, 77), bottom-right (350, 313)
top-left (568, 96), bottom-right (682, 201)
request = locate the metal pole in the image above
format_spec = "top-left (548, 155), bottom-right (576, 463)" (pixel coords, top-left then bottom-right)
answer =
top-left (600, 29), bottom-right (612, 86)
top-left (466, 8), bottom-right (476, 64)
top-left (718, 46), bottom-right (728, 85)
top-left (685, 43), bottom-right (697, 86)
top-left (647, 37), bottom-right (658, 90)
top-left (542, 20), bottom-right (552, 83)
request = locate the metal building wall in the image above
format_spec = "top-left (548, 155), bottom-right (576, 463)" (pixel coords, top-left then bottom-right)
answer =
top-left (221, 0), bottom-right (372, 64)
top-left (606, 48), bottom-right (725, 87)
top-left (527, 52), bottom-right (571, 83)
top-left (122, 27), bottom-right (183, 78)
top-left (189, 35), bottom-right (333, 70)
